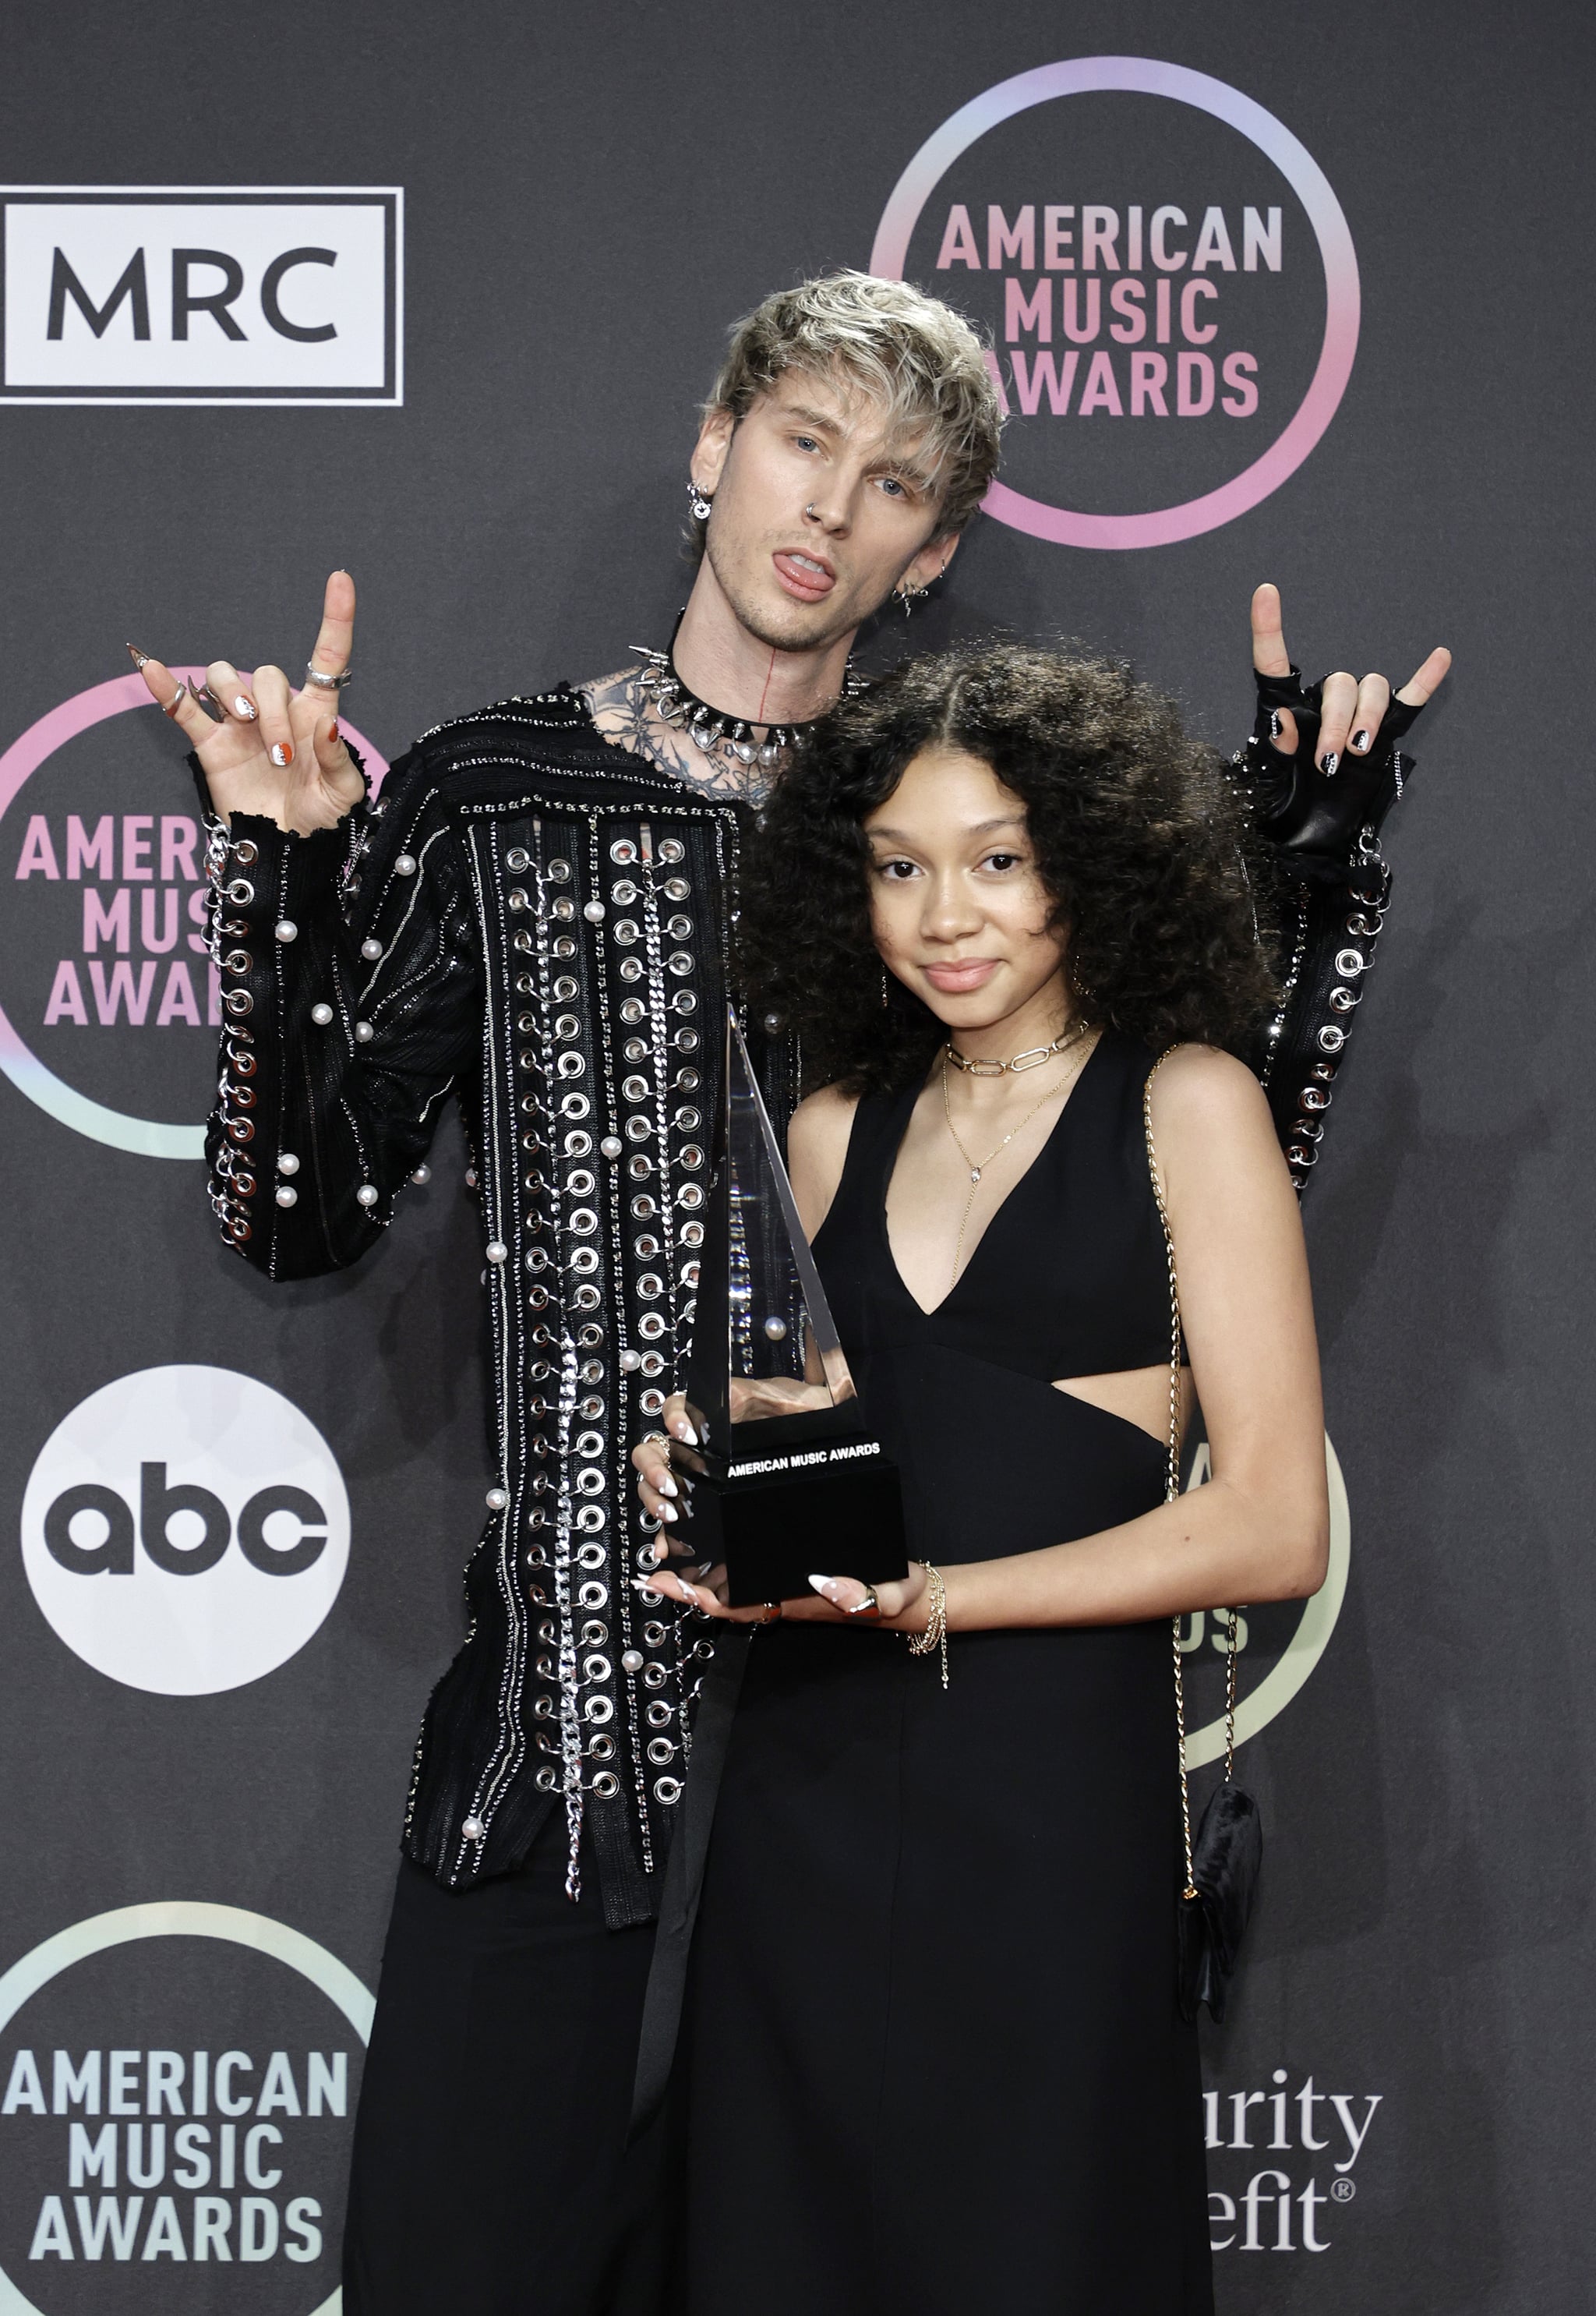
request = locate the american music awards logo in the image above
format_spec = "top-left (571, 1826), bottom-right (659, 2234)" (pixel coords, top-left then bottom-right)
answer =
top-left (871, 58), bottom-right (1360, 548)
top-left (0, 673), bottom-right (384, 1160)
top-left (0, 1903), bottom-right (370, 2314)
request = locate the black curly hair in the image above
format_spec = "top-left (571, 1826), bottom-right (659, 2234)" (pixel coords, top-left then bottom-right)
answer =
top-left (740, 642), bottom-right (1279, 1095)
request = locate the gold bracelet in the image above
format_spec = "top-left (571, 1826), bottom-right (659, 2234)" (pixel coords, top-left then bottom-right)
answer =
top-left (905, 1561), bottom-right (949, 1688)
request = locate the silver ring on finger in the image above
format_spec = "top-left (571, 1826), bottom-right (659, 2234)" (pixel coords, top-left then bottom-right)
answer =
top-left (192, 683), bottom-right (227, 724)
top-left (305, 663), bottom-right (352, 691)
top-left (845, 1587), bottom-right (882, 1621)
top-left (161, 684), bottom-right (189, 720)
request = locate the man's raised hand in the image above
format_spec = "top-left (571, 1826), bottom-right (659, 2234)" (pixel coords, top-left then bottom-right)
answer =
top-left (132, 570), bottom-right (365, 834)
top-left (1251, 582), bottom-right (1451, 769)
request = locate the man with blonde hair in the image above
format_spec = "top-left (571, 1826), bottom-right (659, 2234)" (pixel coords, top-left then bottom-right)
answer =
top-left (133, 270), bottom-right (1011, 2316)
top-left (134, 267), bottom-right (1442, 2313)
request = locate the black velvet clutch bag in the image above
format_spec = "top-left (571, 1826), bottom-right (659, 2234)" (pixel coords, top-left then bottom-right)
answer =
top-left (1144, 1059), bottom-right (1265, 2026)
top-left (1177, 1780), bottom-right (1264, 2024)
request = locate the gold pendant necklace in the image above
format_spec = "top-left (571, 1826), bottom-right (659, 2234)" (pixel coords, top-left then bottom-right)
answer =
top-left (940, 1022), bottom-right (1092, 1288)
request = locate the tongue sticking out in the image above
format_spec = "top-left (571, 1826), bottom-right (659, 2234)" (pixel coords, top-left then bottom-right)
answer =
top-left (773, 551), bottom-right (835, 603)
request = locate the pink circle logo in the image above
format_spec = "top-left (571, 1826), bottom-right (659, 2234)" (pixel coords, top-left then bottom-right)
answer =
top-left (0, 675), bottom-right (387, 1160)
top-left (870, 58), bottom-right (1361, 550)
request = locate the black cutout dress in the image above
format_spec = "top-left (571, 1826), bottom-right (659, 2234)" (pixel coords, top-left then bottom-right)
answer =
top-left (678, 1031), bottom-right (1213, 2314)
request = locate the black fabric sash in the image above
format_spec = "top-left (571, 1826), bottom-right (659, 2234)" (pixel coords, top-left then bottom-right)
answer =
top-left (628, 1624), bottom-right (753, 2137)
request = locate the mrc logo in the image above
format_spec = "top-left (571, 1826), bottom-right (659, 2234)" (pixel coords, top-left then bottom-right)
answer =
top-left (0, 187), bottom-right (402, 404)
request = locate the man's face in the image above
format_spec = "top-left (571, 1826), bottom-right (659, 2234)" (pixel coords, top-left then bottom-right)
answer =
top-left (691, 370), bottom-right (958, 656)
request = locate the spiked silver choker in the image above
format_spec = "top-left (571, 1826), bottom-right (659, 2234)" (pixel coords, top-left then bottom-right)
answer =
top-left (631, 642), bottom-right (866, 770)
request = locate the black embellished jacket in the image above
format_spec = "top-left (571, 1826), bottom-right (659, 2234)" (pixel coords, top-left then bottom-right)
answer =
top-left (200, 681), bottom-right (1409, 1929)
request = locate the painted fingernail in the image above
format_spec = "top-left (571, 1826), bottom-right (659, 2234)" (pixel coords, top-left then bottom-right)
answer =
top-left (807, 1574), bottom-right (838, 1598)
top-left (1319, 751), bottom-right (1339, 776)
top-left (657, 1473), bottom-right (677, 1498)
top-left (270, 741), bottom-right (294, 768)
top-left (1268, 709), bottom-right (1283, 740)
top-left (676, 1420), bottom-right (700, 1447)
top-left (328, 719), bottom-right (340, 742)
top-left (125, 642), bottom-right (150, 670)
top-left (694, 1561), bottom-right (713, 1575)
top-left (1350, 730), bottom-right (1370, 753)
top-left (235, 696), bottom-right (258, 721)
top-left (659, 1503), bottom-right (677, 1523)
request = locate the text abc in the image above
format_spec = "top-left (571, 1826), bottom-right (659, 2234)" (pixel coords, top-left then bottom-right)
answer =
top-left (45, 1465), bottom-right (329, 1579)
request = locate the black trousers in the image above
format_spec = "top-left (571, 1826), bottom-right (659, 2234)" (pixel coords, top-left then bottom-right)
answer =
top-left (342, 1826), bottom-right (670, 2314)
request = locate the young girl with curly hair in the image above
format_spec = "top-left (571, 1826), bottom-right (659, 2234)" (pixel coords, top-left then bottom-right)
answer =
top-left (636, 642), bottom-right (1330, 2316)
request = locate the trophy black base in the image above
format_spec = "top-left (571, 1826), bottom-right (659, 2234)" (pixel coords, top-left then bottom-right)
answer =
top-left (673, 1455), bottom-right (908, 1608)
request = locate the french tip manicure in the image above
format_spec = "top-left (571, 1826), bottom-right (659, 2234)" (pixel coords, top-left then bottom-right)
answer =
top-left (660, 1505), bottom-right (677, 1523)
top-left (125, 642), bottom-right (150, 670)
top-left (807, 1574), bottom-right (835, 1594)
top-left (679, 1423), bottom-right (700, 1447)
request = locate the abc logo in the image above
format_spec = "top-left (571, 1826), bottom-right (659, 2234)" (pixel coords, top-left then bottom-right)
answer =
top-left (21, 1367), bottom-right (349, 1695)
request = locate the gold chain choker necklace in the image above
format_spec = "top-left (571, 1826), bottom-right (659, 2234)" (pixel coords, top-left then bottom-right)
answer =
top-left (945, 1021), bottom-right (1088, 1079)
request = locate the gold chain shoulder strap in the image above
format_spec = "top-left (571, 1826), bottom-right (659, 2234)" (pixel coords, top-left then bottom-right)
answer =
top-left (1142, 1048), bottom-right (1241, 1906)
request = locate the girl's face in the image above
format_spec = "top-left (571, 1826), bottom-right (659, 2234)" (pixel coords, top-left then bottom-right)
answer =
top-left (863, 746), bottom-right (1071, 1037)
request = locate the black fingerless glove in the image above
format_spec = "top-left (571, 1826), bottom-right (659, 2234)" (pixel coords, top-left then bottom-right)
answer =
top-left (1237, 669), bottom-right (1428, 1191)
top-left (1241, 663), bottom-right (1420, 879)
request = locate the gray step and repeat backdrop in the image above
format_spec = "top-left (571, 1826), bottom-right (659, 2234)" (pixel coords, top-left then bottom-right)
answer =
top-left (0, 2), bottom-right (1589, 2310)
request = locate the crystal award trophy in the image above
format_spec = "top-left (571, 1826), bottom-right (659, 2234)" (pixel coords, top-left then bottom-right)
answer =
top-left (669, 1010), bottom-right (907, 1607)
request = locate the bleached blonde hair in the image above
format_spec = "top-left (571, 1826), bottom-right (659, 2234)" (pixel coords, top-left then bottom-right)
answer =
top-left (707, 270), bottom-right (1003, 536)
